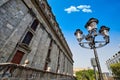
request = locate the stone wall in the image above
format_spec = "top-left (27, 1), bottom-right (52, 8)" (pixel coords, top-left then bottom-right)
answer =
top-left (0, 0), bottom-right (31, 63)
top-left (0, 0), bottom-right (74, 77)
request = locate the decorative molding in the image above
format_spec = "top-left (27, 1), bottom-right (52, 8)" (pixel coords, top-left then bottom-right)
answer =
top-left (28, 8), bottom-right (36, 17)
top-left (18, 43), bottom-right (31, 52)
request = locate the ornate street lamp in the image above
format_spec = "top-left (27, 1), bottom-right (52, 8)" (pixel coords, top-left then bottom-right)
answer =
top-left (74, 18), bottom-right (110, 80)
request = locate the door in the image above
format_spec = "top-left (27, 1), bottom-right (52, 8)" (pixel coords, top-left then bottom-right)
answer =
top-left (11, 50), bottom-right (25, 64)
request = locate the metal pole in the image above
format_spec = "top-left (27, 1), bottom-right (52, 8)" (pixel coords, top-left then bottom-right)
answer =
top-left (93, 66), bottom-right (98, 80)
top-left (93, 48), bottom-right (104, 80)
top-left (91, 58), bottom-right (98, 80)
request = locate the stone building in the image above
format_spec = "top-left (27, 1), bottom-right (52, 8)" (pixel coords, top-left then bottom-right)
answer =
top-left (106, 51), bottom-right (120, 76)
top-left (0, 0), bottom-right (75, 79)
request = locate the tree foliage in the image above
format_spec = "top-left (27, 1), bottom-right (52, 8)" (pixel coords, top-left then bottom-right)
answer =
top-left (75, 69), bottom-right (96, 80)
top-left (110, 63), bottom-right (120, 79)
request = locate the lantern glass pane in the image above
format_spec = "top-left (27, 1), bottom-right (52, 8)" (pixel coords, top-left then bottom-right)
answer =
top-left (103, 30), bottom-right (109, 36)
top-left (76, 32), bottom-right (82, 39)
top-left (87, 22), bottom-right (97, 31)
top-left (87, 26), bottom-right (92, 31)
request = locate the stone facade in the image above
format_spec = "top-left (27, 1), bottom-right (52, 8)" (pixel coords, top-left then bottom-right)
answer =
top-left (0, 0), bottom-right (74, 77)
top-left (106, 51), bottom-right (120, 76)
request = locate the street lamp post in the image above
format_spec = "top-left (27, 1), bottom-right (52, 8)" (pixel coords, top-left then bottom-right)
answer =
top-left (74, 18), bottom-right (110, 80)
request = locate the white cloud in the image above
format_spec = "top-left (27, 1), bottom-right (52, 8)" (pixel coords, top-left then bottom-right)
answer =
top-left (64, 5), bottom-right (92, 13)
top-left (82, 8), bottom-right (92, 13)
top-left (77, 5), bottom-right (90, 9)
top-left (64, 6), bottom-right (79, 13)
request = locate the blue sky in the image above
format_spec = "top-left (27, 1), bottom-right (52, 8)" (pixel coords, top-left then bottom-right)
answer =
top-left (47, 0), bottom-right (120, 72)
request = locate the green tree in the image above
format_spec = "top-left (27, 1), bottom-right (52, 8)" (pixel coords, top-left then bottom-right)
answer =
top-left (75, 69), bottom-right (96, 80)
top-left (110, 63), bottom-right (120, 79)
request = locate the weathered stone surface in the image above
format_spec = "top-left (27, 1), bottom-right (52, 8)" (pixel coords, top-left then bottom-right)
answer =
top-left (31, 29), bottom-right (50, 69)
top-left (26, 25), bottom-right (44, 66)
top-left (0, 0), bottom-right (9, 7)
top-left (0, 13), bottom-right (33, 63)
top-left (0, 0), bottom-right (74, 79)
top-left (59, 51), bottom-right (65, 74)
top-left (0, 0), bottom-right (28, 49)
top-left (49, 42), bottom-right (59, 72)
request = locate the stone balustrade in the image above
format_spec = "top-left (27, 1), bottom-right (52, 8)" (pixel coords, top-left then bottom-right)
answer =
top-left (0, 63), bottom-right (76, 80)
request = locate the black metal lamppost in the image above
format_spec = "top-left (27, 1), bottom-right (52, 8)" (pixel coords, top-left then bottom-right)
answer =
top-left (74, 18), bottom-right (110, 80)
top-left (91, 58), bottom-right (98, 80)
